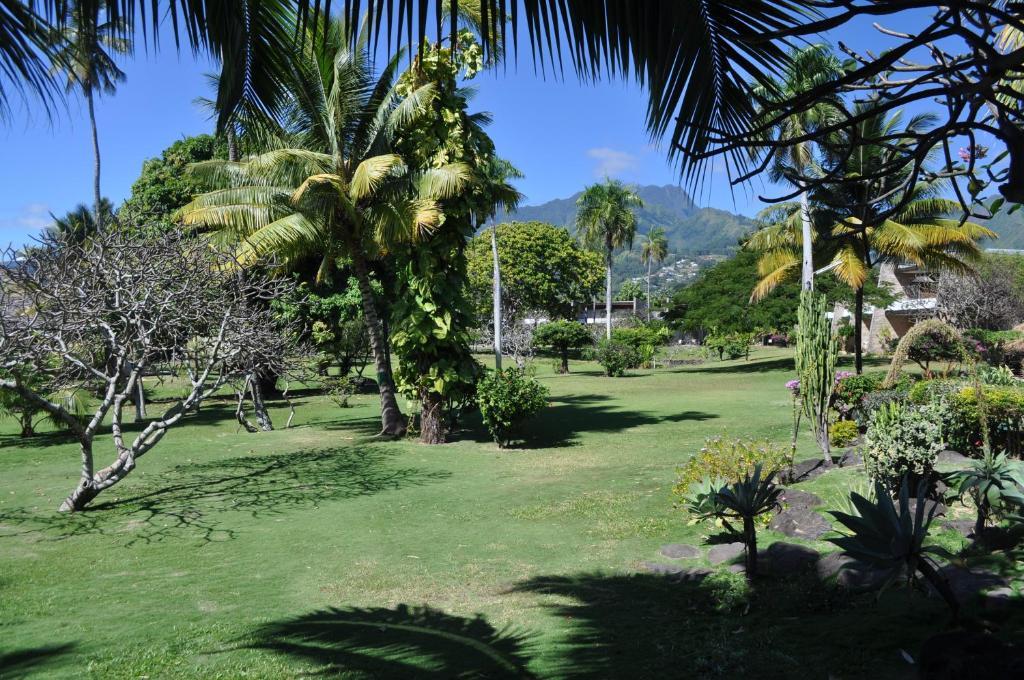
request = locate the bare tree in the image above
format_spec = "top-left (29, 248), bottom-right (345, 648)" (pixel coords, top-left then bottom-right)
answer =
top-left (939, 257), bottom-right (1024, 330)
top-left (0, 231), bottom-right (299, 512)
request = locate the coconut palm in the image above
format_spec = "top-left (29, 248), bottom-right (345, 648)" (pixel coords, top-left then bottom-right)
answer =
top-left (180, 17), bottom-right (452, 438)
top-left (639, 227), bottom-right (668, 321)
top-left (49, 0), bottom-right (130, 231)
top-left (751, 44), bottom-right (842, 290)
top-left (575, 180), bottom-right (643, 339)
top-left (747, 106), bottom-right (995, 373)
top-left (48, 198), bottom-right (115, 243)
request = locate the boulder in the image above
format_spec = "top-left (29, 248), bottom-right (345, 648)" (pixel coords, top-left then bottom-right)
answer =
top-left (760, 541), bottom-right (820, 575)
top-left (639, 562), bottom-right (713, 583)
top-left (660, 543), bottom-right (701, 560)
top-left (935, 450), bottom-right (969, 466)
top-left (777, 488), bottom-right (823, 510)
top-left (934, 565), bottom-right (1007, 600)
top-left (908, 498), bottom-right (947, 519)
top-left (836, 449), bottom-right (864, 467)
top-left (781, 459), bottom-right (828, 484)
top-left (707, 542), bottom-right (746, 565)
top-left (939, 519), bottom-right (976, 539)
top-left (769, 507), bottom-right (833, 540)
top-left (981, 586), bottom-right (1018, 612)
top-left (816, 552), bottom-right (893, 590)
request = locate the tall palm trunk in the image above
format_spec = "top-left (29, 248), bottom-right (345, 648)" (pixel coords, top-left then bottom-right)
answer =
top-left (491, 226), bottom-right (502, 371)
top-left (854, 286), bottom-right (864, 374)
top-left (799, 188), bottom-right (813, 290)
top-left (86, 86), bottom-right (103, 231)
top-left (646, 258), bottom-right (652, 322)
top-left (226, 127), bottom-right (239, 162)
top-left (605, 250), bottom-right (613, 340)
top-left (349, 239), bottom-right (405, 437)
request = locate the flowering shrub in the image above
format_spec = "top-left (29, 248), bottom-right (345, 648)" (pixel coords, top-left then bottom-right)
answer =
top-left (673, 436), bottom-right (792, 492)
top-left (865, 401), bottom-right (943, 486)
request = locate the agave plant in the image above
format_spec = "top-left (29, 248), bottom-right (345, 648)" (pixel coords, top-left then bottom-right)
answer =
top-left (829, 477), bottom-right (959, 617)
top-left (950, 450), bottom-right (1024, 538)
top-left (677, 476), bottom-right (729, 525)
top-left (710, 464), bottom-right (782, 578)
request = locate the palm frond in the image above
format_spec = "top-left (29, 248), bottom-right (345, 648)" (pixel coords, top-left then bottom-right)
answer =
top-left (350, 154), bottom-right (405, 201)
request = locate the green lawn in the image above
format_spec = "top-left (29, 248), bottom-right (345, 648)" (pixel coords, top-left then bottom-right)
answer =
top-left (0, 348), bottom-right (1018, 678)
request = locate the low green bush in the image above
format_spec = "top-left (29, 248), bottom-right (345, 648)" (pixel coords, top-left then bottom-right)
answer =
top-left (910, 380), bottom-right (1024, 455)
top-left (595, 339), bottom-right (643, 376)
top-left (979, 364), bottom-right (1018, 386)
top-left (698, 570), bottom-right (751, 612)
top-left (476, 368), bottom-right (549, 447)
top-left (703, 332), bottom-right (755, 361)
top-left (835, 371), bottom-right (913, 425)
top-left (864, 402), bottom-right (943, 487)
top-left (829, 420), bottom-right (860, 447)
top-left (673, 436), bottom-right (792, 493)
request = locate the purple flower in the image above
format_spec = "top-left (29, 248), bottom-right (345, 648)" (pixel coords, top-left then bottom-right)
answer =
top-left (785, 379), bottom-right (800, 394)
top-left (834, 371), bottom-right (854, 384)
top-left (958, 145), bottom-right (989, 163)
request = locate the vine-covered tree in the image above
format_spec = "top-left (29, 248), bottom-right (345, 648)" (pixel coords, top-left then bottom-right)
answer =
top-left (0, 231), bottom-right (297, 512)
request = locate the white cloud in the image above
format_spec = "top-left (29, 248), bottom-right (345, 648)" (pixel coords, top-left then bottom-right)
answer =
top-left (587, 147), bottom-right (638, 178)
top-left (0, 202), bottom-right (51, 232)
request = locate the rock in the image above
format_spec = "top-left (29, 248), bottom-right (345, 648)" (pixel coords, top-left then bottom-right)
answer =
top-left (940, 519), bottom-right (976, 539)
top-left (707, 542), bottom-right (746, 565)
top-left (816, 552), bottom-right (893, 590)
top-left (907, 498), bottom-right (947, 519)
top-left (982, 586), bottom-right (1017, 612)
top-left (769, 507), bottom-right (833, 540)
top-left (351, 376), bottom-right (379, 394)
top-left (639, 561), bottom-right (685, 576)
top-left (760, 541), bottom-right (820, 575)
top-left (781, 459), bottom-right (828, 484)
top-left (727, 563), bottom-right (746, 574)
top-left (936, 450), bottom-right (969, 466)
top-left (935, 565), bottom-right (1008, 600)
top-left (777, 488), bottom-right (823, 510)
top-left (639, 562), bottom-right (713, 583)
top-left (660, 543), bottom-right (701, 560)
top-left (918, 631), bottom-right (1024, 679)
top-left (836, 449), bottom-right (864, 467)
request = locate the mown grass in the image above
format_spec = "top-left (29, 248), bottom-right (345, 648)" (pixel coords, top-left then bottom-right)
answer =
top-left (1, 347), bottom-right (1022, 678)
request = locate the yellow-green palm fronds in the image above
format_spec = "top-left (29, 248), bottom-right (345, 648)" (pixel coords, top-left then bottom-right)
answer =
top-left (750, 249), bottom-right (799, 302)
top-left (349, 154), bottom-right (405, 201)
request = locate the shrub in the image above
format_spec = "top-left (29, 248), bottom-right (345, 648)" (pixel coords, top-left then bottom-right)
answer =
top-left (835, 371), bottom-right (913, 424)
top-left (595, 339), bottom-right (643, 376)
top-left (979, 364), bottom-right (1017, 386)
top-left (963, 328), bottom-right (1024, 366)
top-left (857, 389), bottom-right (909, 427)
top-left (476, 368), bottom-right (549, 447)
top-left (704, 332), bottom-right (755, 360)
top-left (910, 380), bottom-right (1024, 455)
top-left (830, 420), bottom-right (860, 447)
top-left (674, 436), bottom-right (792, 492)
top-left (533, 320), bottom-right (593, 373)
top-left (864, 402), bottom-right (943, 487)
top-left (899, 324), bottom-right (971, 378)
top-left (322, 376), bottom-right (355, 408)
top-left (699, 570), bottom-right (751, 612)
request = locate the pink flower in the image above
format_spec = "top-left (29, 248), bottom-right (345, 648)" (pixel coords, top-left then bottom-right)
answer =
top-left (834, 371), bottom-right (854, 384)
top-left (785, 379), bottom-right (800, 394)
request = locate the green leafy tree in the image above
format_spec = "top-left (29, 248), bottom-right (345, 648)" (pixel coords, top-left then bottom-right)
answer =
top-left (618, 279), bottom-right (643, 301)
top-left (533, 320), bottom-right (593, 373)
top-left (180, 17), bottom-right (450, 438)
top-left (639, 226), bottom-right (668, 320)
top-left (576, 179), bottom-right (643, 339)
top-left (467, 221), bottom-right (602, 322)
top-left (120, 135), bottom-right (225, 228)
top-left (50, 0), bottom-right (130, 231)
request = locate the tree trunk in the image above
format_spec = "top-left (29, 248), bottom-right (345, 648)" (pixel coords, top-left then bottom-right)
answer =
top-left (226, 126), bottom-right (239, 162)
top-left (133, 369), bottom-right (147, 423)
top-left (605, 252), bottom-right (613, 340)
top-left (59, 438), bottom-right (97, 512)
top-left (917, 557), bottom-right (960, 619)
top-left (646, 259), bottom-right (652, 322)
top-left (560, 346), bottom-right (570, 374)
top-left (419, 390), bottom-right (444, 444)
top-left (800, 188), bottom-right (814, 291)
top-left (87, 86), bottom-right (103, 232)
top-left (249, 376), bottom-right (273, 431)
top-left (854, 286), bottom-right (864, 374)
top-left (491, 226), bottom-right (502, 371)
top-left (19, 412), bottom-right (34, 438)
top-left (349, 242), bottom-right (405, 437)
top-left (743, 516), bottom-right (758, 578)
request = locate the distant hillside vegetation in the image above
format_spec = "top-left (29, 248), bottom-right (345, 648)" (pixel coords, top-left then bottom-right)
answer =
top-left (982, 209), bottom-right (1024, 250)
top-left (490, 184), bottom-right (755, 284)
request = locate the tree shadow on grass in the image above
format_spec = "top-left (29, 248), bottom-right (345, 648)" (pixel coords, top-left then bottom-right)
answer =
top-left (0, 643), bottom-right (77, 679)
top-left (508, 570), bottom-right (985, 679)
top-left (0, 445), bottom-right (450, 546)
top-left (520, 395), bottom-right (717, 449)
top-left (685, 357), bottom-right (796, 374)
top-left (245, 605), bottom-right (539, 678)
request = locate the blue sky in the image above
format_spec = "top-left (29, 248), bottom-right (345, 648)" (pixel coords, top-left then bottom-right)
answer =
top-left (0, 8), bottom-right (982, 248)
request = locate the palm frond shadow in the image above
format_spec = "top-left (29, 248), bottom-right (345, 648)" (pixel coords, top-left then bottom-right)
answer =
top-left (246, 605), bottom-right (539, 678)
top-left (0, 446), bottom-right (449, 546)
top-left (0, 643), bottom-right (77, 679)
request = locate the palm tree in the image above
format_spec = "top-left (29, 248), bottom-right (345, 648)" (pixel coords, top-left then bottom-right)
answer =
top-left (48, 198), bottom-right (115, 243)
top-left (639, 227), bottom-right (668, 321)
top-left (180, 17), bottom-right (447, 438)
top-left (575, 180), bottom-right (643, 339)
top-left (49, 0), bottom-right (130, 231)
top-left (751, 45), bottom-right (842, 290)
top-left (747, 107), bottom-right (995, 373)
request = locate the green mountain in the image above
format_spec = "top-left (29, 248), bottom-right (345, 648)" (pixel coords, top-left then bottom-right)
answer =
top-left (982, 209), bottom-right (1024, 250)
top-left (490, 184), bottom-right (756, 283)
